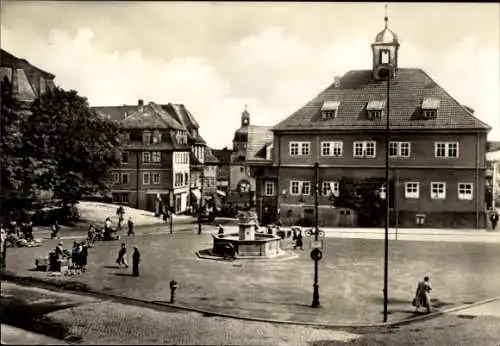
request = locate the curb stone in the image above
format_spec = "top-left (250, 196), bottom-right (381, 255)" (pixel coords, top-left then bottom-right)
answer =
top-left (3, 272), bottom-right (497, 330)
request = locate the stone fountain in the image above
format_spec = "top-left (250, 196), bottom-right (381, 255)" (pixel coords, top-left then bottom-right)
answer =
top-left (212, 211), bottom-right (282, 258)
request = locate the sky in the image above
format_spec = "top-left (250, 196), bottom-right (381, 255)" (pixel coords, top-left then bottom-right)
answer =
top-left (1, 1), bottom-right (499, 149)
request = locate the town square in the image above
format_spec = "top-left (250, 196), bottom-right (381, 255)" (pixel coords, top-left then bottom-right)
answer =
top-left (1, 2), bottom-right (500, 345)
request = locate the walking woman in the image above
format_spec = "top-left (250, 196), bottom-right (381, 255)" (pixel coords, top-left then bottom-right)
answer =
top-left (132, 247), bottom-right (140, 277)
top-left (413, 276), bottom-right (432, 313)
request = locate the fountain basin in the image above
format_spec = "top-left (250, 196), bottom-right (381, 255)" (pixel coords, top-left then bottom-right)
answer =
top-left (212, 233), bottom-right (281, 257)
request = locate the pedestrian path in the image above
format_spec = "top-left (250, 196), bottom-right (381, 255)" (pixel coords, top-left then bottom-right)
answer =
top-left (449, 299), bottom-right (500, 318)
top-left (1, 324), bottom-right (68, 345)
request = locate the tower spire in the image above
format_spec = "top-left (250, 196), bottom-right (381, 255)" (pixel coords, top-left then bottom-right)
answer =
top-left (384, 4), bottom-right (388, 29)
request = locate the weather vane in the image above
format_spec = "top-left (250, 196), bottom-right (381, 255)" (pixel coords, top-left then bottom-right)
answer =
top-left (384, 4), bottom-right (389, 28)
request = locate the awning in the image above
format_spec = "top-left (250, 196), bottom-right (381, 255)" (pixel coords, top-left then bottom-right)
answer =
top-left (216, 190), bottom-right (226, 197)
top-left (190, 189), bottom-right (201, 199)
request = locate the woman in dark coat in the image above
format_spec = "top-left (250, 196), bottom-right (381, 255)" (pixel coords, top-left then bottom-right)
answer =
top-left (295, 230), bottom-right (303, 250)
top-left (80, 241), bottom-right (88, 272)
top-left (132, 247), bottom-right (140, 277)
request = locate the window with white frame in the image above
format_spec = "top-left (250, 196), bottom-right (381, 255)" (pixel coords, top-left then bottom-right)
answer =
top-left (321, 141), bottom-right (343, 157)
top-left (143, 173), bottom-right (151, 185)
top-left (404, 182), bottom-right (419, 199)
top-left (353, 141), bottom-right (376, 158)
top-left (458, 183), bottom-right (473, 200)
top-left (290, 181), bottom-right (311, 195)
top-left (389, 142), bottom-right (411, 158)
top-left (264, 181), bottom-right (275, 196)
top-left (431, 182), bottom-right (446, 199)
top-left (153, 173), bottom-right (160, 185)
top-left (121, 173), bottom-right (129, 185)
top-left (301, 181), bottom-right (311, 195)
top-left (152, 152), bottom-right (161, 163)
top-left (112, 172), bottom-right (120, 184)
top-left (435, 142), bottom-right (459, 158)
top-left (289, 142), bottom-right (310, 156)
top-left (322, 181), bottom-right (339, 197)
top-left (143, 152), bottom-right (151, 163)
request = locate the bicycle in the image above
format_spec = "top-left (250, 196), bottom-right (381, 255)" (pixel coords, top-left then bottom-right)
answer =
top-left (304, 228), bottom-right (325, 238)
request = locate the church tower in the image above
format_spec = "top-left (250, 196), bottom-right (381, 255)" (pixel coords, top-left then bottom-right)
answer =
top-left (371, 5), bottom-right (400, 81)
top-left (241, 105), bottom-right (250, 127)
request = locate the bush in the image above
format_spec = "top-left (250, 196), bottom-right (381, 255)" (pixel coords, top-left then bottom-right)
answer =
top-left (31, 206), bottom-right (78, 226)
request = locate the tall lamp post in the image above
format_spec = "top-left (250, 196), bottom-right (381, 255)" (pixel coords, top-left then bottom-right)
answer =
top-left (311, 162), bottom-right (321, 308)
top-left (383, 64), bottom-right (391, 323)
top-left (198, 169), bottom-right (205, 235)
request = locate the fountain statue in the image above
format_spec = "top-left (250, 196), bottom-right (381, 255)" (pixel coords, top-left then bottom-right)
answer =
top-left (211, 211), bottom-right (282, 258)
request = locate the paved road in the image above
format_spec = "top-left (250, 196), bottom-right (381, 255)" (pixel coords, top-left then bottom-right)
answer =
top-left (449, 299), bottom-right (500, 318)
top-left (0, 282), bottom-right (360, 345)
top-left (30, 220), bottom-right (500, 244)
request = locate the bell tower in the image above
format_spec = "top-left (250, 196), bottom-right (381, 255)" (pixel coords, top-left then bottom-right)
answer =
top-left (241, 105), bottom-right (250, 127)
top-left (371, 5), bottom-right (400, 81)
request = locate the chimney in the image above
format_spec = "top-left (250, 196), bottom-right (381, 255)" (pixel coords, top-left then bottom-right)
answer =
top-left (138, 99), bottom-right (144, 112)
top-left (333, 76), bottom-right (341, 88)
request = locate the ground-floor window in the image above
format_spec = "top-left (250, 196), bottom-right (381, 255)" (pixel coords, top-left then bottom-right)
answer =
top-left (112, 193), bottom-right (129, 204)
top-left (458, 183), bottom-right (473, 200)
top-left (404, 182), bottom-right (419, 199)
top-left (431, 182), bottom-right (446, 200)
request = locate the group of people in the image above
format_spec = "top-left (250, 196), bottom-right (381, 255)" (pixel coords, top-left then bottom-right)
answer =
top-left (116, 243), bottom-right (141, 276)
top-left (1, 220), bottom-right (38, 247)
top-left (70, 241), bottom-right (89, 272)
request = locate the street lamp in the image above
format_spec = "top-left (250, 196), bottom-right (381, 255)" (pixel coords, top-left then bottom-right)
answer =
top-left (382, 63), bottom-right (391, 323)
top-left (311, 162), bottom-right (321, 308)
top-left (198, 169), bottom-right (205, 235)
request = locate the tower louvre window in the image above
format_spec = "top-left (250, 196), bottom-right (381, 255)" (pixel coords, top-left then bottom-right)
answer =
top-left (380, 49), bottom-right (390, 64)
top-left (321, 101), bottom-right (340, 120)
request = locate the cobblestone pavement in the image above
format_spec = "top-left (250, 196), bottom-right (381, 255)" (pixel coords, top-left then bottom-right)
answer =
top-left (2, 282), bottom-right (360, 345)
top-left (1, 324), bottom-right (68, 345)
top-left (6, 230), bottom-right (500, 324)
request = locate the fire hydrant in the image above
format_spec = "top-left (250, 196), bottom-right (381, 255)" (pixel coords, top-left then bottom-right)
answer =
top-left (169, 280), bottom-right (178, 303)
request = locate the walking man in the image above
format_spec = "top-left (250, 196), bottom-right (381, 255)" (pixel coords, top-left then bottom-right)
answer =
top-left (132, 246), bottom-right (140, 277)
top-left (127, 217), bottom-right (134, 236)
top-left (490, 211), bottom-right (499, 230)
top-left (116, 205), bottom-right (125, 230)
top-left (116, 243), bottom-right (128, 268)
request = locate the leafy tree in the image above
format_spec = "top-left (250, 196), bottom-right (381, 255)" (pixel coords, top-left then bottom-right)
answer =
top-left (26, 87), bottom-right (121, 207)
top-left (333, 177), bottom-right (387, 227)
top-left (0, 77), bottom-right (36, 214)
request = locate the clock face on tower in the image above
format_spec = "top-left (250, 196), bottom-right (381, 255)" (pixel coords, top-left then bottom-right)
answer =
top-left (374, 64), bottom-right (391, 81)
top-left (243, 119), bottom-right (248, 125)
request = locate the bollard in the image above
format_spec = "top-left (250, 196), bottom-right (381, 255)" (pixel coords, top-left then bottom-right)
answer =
top-left (169, 280), bottom-right (178, 303)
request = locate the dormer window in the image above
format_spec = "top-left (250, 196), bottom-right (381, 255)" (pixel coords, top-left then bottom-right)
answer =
top-left (422, 98), bottom-right (440, 119)
top-left (321, 101), bottom-right (340, 120)
top-left (367, 100), bottom-right (385, 120)
top-left (142, 131), bottom-right (151, 144)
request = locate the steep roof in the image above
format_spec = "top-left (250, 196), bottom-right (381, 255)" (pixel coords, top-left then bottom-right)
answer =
top-left (487, 141), bottom-right (500, 153)
top-left (273, 68), bottom-right (490, 132)
top-left (204, 147), bottom-right (220, 164)
top-left (93, 105), bottom-right (138, 122)
top-left (1, 49), bottom-right (55, 79)
top-left (212, 149), bottom-right (232, 164)
top-left (246, 125), bottom-right (273, 161)
top-left (161, 103), bottom-right (200, 129)
top-left (120, 102), bottom-right (184, 130)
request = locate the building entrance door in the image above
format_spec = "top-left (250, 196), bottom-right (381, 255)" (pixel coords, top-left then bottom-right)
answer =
top-left (339, 209), bottom-right (353, 227)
